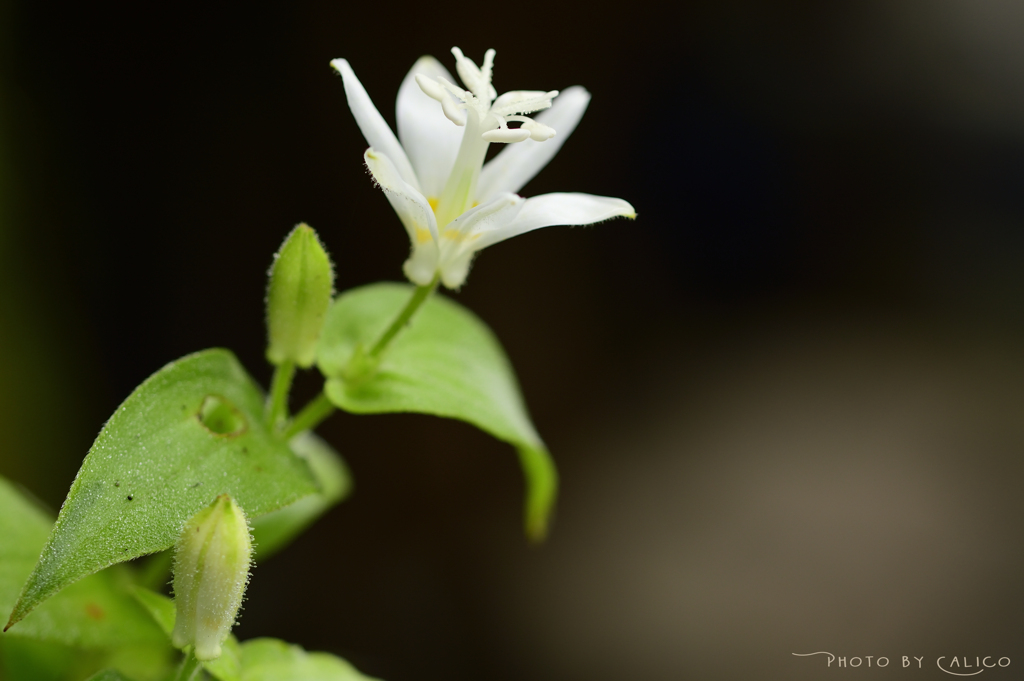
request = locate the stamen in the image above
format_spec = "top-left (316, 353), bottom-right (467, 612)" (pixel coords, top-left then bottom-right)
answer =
top-left (451, 47), bottom-right (497, 102)
top-left (415, 74), bottom-right (446, 101)
top-left (507, 116), bottom-right (556, 142)
top-left (436, 77), bottom-right (469, 100)
top-left (416, 74), bottom-right (468, 126)
top-left (440, 97), bottom-right (467, 126)
top-left (480, 49), bottom-right (495, 86)
top-left (480, 49), bottom-right (497, 101)
top-left (482, 128), bottom-right (531, 143)
top-left (491, 90), bottom-right (560, 117)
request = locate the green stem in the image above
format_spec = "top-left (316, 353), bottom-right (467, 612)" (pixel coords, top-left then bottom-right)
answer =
top-left (173, 650), bottom-right (202, 681)
top-left (368, 273), bottom-right (440, 358)
top-left (282, 392), bottom-right (336, 440)
top-left (266, 360), bottom-right (296, 429)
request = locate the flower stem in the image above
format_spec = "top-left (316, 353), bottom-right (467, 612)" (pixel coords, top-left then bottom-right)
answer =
top-left (173, 650), bottom-right (202, 681)
top-left (266, 360), bottom-right (296, 430)
top-left (282, 392), bottom-right (336, 440)
top-left (368, 273), bottom-right (440, 358)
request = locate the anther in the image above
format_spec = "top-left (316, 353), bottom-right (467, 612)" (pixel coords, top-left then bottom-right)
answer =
top-left (482, 128), bottom-right (532, 143)
top-left (522, 119), bottom-right (556, 142)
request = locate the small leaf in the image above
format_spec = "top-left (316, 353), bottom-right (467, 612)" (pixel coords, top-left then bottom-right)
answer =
top-left (317, 283), bottom-right (557, 541)
top-left (0, 477), bottom-right (166, 650)
top-left (6, 350), bottom-right (319, 630)
top-left (130, 587), bottom-right (175, 638)
top-left (266, 224), bottom-right (335, 368)
top-left (250, 432), bottom-right (352, 561)
top-left (202, 635), bottom-right (242, 681)
top-left (127, 592), bottom-right (245, 681)
top-left (232, 638), bottom-right (379, 681)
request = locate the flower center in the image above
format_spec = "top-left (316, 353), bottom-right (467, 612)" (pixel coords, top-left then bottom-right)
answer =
top-left (416, 47), bottom-right (559, 228)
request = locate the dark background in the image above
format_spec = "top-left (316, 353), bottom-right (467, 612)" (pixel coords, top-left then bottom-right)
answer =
top-left (2, 1), bottom-right (1024, 679)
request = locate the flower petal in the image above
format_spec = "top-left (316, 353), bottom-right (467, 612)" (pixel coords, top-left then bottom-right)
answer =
top-left (396, 57), bottom-right (465, 201)
top-left (332, 58), bottom-right (420, 192)
top-left (471, 192), bottom-right (635, 251)
top-left (437, 194), bottom-right (525, 288)
top-left (476, 86), bottom-right (592, 202)
top-left (363, 148), bottom-right (440, 285)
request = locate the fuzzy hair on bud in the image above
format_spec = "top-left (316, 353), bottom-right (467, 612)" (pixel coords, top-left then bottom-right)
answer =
top-left (266, 223), bottom-right (335, 368)
top-left (171, 494), bottom-right (252, 661)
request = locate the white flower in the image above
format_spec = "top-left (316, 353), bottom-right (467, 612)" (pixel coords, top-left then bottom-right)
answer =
top-left (331, 47), bottom-right (636, 289)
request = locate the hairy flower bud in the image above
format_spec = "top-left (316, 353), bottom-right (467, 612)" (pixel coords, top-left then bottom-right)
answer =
top-left (266, 223), bottom-right (334, 368)
top-left (171, 494), bottom-right (252, 661)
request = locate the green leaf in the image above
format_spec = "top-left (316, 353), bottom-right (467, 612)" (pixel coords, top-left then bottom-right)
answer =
top-left (130, 587), bottom-right (175, 638)
top-left (317, 283), bottom-right (557, 541)
top-left (201, 635), bottom-right (242, 681)
top-left (224, 638), bottom-right (379, 681)
top-left (6, 350), bottom-right (319, 630)
top-left (0, 477), bottom-right (166, 650)
top-left (250, 432), bottom-right (352, 561)
top-left (127, 588), bottom-right (247, 681)
top-left (0, 637), bottom-right (96, 681)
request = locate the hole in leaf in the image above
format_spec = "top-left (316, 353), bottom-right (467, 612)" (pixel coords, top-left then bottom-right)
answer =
top-left (198, 395), bottom-right (247, 437)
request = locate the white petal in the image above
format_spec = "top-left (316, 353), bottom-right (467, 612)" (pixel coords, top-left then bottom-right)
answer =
top-left (476, 86), bottom-right (592, 203)
top-left (363, 148), bottom-right (440, 284)
top-left (436, 193), bottom-right (524, 286)
top-left (439, 251), bottom-right (474, 289)
top-left (403, 242), bottom-right (440, 286)
top-left (397, 57), bottom-right (465, 200)
top-left (332, 58), bottom-right (420, 192)
top-left (443, 193), bottom-right (524, 240)
top-left (471, 192), bottom-right (635, 251)
top-left (436, 194), bottom-right (524, 288)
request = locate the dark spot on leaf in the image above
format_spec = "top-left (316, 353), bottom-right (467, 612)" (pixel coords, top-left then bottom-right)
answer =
top-left (242, 447), bottom-right (248, 454)
top-left (85, 603), bottom-right (105, 620)
top-left (255, 466), bottom-right (263, 472)
top-left (127, 495), bottom-right (133, 501)
top-left (197, 395), bottom-right (247, 437)
top-left (191, 482), bottom-right (201, 488)
top-left (114, 481), bottom-right (120, 487)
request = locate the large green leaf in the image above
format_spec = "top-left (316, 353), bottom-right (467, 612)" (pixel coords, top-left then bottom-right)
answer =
top-left (317, 283), bottom-right (557, 541)
top-left (6, 350), bottom-right (319, 630)
top-left (0, 477), bottom-right (166, 650)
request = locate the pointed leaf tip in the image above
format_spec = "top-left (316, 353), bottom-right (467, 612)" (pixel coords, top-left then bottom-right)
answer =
top-left (6, 349), bottom-right (318, 627)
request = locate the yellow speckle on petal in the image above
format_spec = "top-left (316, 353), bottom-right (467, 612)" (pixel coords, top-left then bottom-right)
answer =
top-left (441, 229), bottom-right (482, 244)
top-left (414, 225), bottom-right (433, 243)
top-left (428, 197), bottom-right (439, 214)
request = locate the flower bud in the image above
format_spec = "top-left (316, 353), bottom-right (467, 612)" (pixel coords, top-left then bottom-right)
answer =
top-left (266, 223), bottom-right (334, 368)
top-left (171, 494), bottom-right (252, 661)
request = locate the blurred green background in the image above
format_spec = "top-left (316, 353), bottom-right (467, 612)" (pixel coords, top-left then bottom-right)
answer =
top-left (2, 1), bottom-right (1024, 679)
